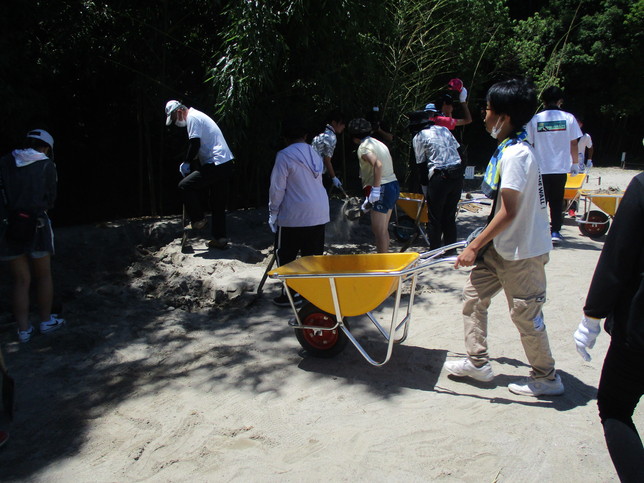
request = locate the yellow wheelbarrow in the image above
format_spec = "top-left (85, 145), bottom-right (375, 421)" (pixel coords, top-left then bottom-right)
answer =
top-left (268, 242), bottom-right (465, 366)
top-left (577, 188), bottom-right (624, 238)
top-left (393, 192), bottom-right (490, 251)
top-left (563, 173), bottom-right (587, 213)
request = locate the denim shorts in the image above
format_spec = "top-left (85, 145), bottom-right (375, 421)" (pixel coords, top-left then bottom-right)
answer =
top-left (0, 251), bottom-right (50, 262)
top-left (371, 180), bottom-right (400, 214)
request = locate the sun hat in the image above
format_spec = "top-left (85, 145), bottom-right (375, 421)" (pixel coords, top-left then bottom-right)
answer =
top-left (26, 129), bottom-right (54, 149)
top-left (165, 100), bottom-right (182, 126)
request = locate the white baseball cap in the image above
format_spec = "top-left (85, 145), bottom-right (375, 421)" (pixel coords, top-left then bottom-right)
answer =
top-left (165, 100), bottom-right (182, 125)
top-left (26, 129), bottom-right (54, 149)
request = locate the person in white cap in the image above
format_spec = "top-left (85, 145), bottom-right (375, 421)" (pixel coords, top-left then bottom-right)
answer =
top-left (165, 100), bottom-right (234, 249)
top-left (0, 129), bottom-right (65, 342)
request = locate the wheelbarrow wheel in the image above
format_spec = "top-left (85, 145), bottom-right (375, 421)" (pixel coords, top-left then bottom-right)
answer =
top-left (579, 210), bottom-right (610, 239)
top-left (393, 215), bottom-right (417, 242)
top-left (294, 302), bottom-right (349, 358)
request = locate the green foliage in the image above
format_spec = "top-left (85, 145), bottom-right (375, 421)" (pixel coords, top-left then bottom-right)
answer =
top-left (1, 0), bottom-right (642, 222)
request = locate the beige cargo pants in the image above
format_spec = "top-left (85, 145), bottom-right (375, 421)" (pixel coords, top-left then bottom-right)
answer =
top-left (462, 245), bottom-right (557, 380)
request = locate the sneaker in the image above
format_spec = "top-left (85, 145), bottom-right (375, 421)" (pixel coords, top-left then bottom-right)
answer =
top-left (207, 238), bottom-right (229, 250)
top-left (508, 373), bottom-right (564, 397)
top-left (40, 315), bottom-right (66, 334)
top-left (17, 326), bottom-right (34, 343)
top-left (444, 358), bottom-right (495, 382)
top-left (551, 232), bottom-right (564, 244)
top-left (273, 291), bottom-right (303, 308)
top-left (191, 219), bottom-right (207, 230)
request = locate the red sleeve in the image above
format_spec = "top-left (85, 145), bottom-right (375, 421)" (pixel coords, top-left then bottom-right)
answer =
top-left (434, 116), bottom-right (457, 131)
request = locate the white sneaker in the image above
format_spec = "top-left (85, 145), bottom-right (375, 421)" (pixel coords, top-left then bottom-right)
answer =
top-left (18, 326), bottom-right (34, 343)
top-left (40, 315), bottom-right (66, 334)
top-left (444, 358), bottom-right (495, 382)
top-left (508, 373), bottom-right (564, 396)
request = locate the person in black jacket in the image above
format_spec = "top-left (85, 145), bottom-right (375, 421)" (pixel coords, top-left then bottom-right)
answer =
top-left (574, 172), bottom-right (644, 482)
top-left (0, 130), bottom-right (65, 342)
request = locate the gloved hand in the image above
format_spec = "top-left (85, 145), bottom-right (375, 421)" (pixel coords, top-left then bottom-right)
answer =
top-left (268, 213), bottom-right (277, 233)
top-left (332, 177), bottom-right (342, 188)
top-left (179, 162), bottom-right (191, 177)
top-left (573, 315), bottom-right (601, 361)
top-left (421, 185), bottom-right (428, 196)
top-left (368, 186), bottom-right (381, 204)
top-left (361, 199), bottom-right (371, 214)
top-left (586, 159), bottom-right (593, 169)
top-left (570, 163), bottom-right (580, 176)
top-left (459, 86), bottom-right (468, 103)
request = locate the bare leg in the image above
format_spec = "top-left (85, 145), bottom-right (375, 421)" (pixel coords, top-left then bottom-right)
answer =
top-left (371, 209), bottom-right (393, 253)
top-left (8, 255), bottom-right (31, 331)
top-left (31, 254), bottom-right (53, 323)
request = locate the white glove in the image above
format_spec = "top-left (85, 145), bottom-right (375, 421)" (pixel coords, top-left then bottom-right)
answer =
top-left (361, 199), bottom-right (371, 213)
top-left (268, 213), bottom-right (277, 233)
top-left (179, 162), bottom-right (191, 177)
top-left (421, 185), bottom-right (428, 196)
top-left (586, 159), bottom-right (593, 169)
top-left (459, 86), bottom-right (468, 103)
top-left (573, 315), bottom-right (601, 361)
top-left (570, 163), bottom-right (580, 176)
top-left (332, 177), bottom-right (342, 188)
top-left (368, 186), bottom-right (381, 204)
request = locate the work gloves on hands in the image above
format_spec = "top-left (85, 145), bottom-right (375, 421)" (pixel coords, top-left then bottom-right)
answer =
top-left (368, 186), bottom-right (381, 204)
top-left (268, 214), bottom-right (277, 233)
top-left (459, 87), bottom-right (468, 103)
top-left (571, 163), bottom-right (580, 176)
top-left (332, 177), bottom-right (342, 188)
top-left (179, 162), bottom-right (191, 178)
top-left (574, 315), bottom-right (601, 361)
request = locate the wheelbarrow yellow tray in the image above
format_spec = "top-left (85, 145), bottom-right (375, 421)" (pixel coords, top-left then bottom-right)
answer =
top-left (269, 242), bottom-right (465, 366)
top-left (576, 188), bottom-right (624, 238)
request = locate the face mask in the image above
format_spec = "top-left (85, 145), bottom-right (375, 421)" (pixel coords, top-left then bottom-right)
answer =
top-left (175, 119), bottom-right (187, 128)
top-left (490, 118), bottom-right (503, 139)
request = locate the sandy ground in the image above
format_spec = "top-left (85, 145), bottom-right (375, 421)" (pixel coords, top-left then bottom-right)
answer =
top-left (0, 166), bottom-right (642, 482)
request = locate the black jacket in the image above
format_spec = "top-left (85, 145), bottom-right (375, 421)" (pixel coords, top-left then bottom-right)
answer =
top-left (584, 173), bottom-right (644, 351)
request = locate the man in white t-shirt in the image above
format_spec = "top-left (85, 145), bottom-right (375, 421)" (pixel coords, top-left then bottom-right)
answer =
top-left (527, 87), bottom-right (582, 244)
top-left (576, 117), bottom-right (594, 173)
top-left (165, 100), bottom-right (234, 249)
top-left (444, 79), bottom-right (563, 398)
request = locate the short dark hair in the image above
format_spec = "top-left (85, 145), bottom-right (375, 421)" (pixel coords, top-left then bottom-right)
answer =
top-left (22, 137), bottom-right (51, 151)
top-left (487, 78), bottom-right (537, 132)
top-left (282, 116), bottom-right (308, 140)
top-left (325, 109), bottom-right (345, 125)
top-left (541, 86), bottom-right (563, 104)
top-left (434, 93), bottom-right (454, 111)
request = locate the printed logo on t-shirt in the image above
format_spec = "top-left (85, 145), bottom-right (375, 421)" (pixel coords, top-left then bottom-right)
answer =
top-left (537, 120), bottom-right (567, 132)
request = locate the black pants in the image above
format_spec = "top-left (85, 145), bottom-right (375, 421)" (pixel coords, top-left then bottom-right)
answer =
top-left (178, 161), bottom-right (233, 239)
top-left (597, 339), bottom-right (644, 482)
top-left (541, 173), bottom-right (567, 233)
top-left (275, 224), bottom-right (325, 267)
top-left (427, 173), bottom-right (463, 250)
